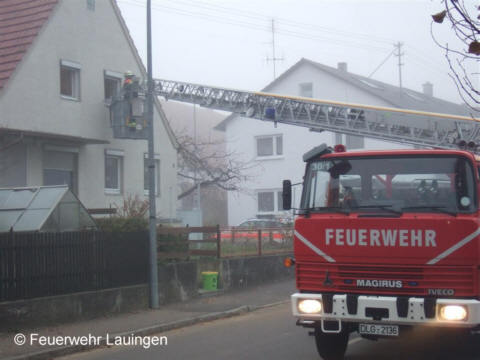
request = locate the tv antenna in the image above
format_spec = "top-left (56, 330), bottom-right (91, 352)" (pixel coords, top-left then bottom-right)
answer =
top-left (266, 19), bottom-right (284, 80)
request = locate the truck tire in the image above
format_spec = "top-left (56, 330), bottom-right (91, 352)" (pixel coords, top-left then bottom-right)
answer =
top-left (314, 327), bottom-right (349, 360)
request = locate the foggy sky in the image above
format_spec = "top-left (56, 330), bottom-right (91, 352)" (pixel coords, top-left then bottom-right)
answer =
top-left (117, 0), bottom-right (478, 105)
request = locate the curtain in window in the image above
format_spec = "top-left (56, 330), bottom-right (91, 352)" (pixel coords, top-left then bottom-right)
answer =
top-left (105, 156), bottom-right (119, 189)
top-left (257, 138), bottom-right (273, 156)
top-left (277, 191), bottom-right (283, 211)
top-left (258, 192), bottom-right (274, 211)
top-left (43, 151), bottom-right (77, 193)
top-left (276, 136), bottom-right (283, 155)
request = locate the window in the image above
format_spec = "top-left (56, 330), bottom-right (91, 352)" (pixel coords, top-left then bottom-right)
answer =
top-left (105, 150), bottom-right (124, 194)
top-left (104, 70), bottom-right (122, 101)
top-left (346, 135), bottom-right (364, 150)
top-left (335, 133), bottom-right (364, 150)
top-left (406, 92), bottom-right (426, 103)
top-left (144, 155), bottom-right (161, 195)
top-left (0, 141), bottom-right (27, 187)
top-left (302, 156), bottom-right (476, 214)
top-left (258, 192), bottom-right (274, 212)
top-left (257, 190), bottom-right (283, 213)
top-left (256, 135), bottom-right (283, 158)
top-left (60, 60), bottom-right (81, 100)
top-left (43, 145), bottom-right (78, 194)
top-left (357, 79), bottom-right (382, 90)
top-left (277, 191), bottom-right (283, 211)
top-left (299, 83), bottom-right (313, 98)
top-left (87, 0), bottom-right (95, 11)
top-left (335, 133), bottom-right (342, 145)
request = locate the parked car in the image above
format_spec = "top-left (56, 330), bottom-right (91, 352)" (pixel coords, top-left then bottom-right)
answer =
top-left (235, 219), bottom-right (284, 229)
top-left (220, 218), bottom-right (287, 244)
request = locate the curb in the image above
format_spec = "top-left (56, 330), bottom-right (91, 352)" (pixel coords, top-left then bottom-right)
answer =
top-left (4, 300), bottom-right (291, 360)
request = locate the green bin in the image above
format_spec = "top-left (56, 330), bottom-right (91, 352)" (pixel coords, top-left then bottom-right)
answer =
top-left (202, 271), bottom-right (218, 290)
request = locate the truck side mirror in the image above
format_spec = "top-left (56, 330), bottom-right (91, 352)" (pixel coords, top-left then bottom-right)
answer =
top-left (283, 180), bottom-right (292, 210)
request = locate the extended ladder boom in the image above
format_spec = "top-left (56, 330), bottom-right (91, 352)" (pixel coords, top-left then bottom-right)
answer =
top-left (131, 78), bottom-right (480, 149)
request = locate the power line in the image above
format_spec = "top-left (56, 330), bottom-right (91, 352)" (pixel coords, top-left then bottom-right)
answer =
top-left (169, 0), bottom-right (397, 45)
top-left (119, 0), bottom-right (449, 87)
top-left (120, 0), bottom-right (393, 53)
top-left (123, 1), bottom-right (268, 32)
top-left (368, 47), bottom-right (397, 79)
top-left (404, 44), bottom-right (451, 75)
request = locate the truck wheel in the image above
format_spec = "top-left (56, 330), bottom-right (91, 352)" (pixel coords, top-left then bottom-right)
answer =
top-left (314, 327), bottom-right (349, 360)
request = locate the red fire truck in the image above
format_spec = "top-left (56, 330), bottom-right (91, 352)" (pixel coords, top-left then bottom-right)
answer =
top-left (118, 78), bottom-right (480, 359)
top-left (282, 143), bottom-right (480, 359)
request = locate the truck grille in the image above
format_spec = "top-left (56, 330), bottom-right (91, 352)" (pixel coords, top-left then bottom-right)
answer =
top-left (297, 263), bottom-right (476, 297)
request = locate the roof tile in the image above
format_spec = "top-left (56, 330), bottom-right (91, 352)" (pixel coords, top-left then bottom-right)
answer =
top-left (0, 0), bottom-right (57, 91)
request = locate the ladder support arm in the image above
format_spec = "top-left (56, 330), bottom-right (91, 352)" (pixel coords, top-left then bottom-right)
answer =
top-left (129, 78), bottom-right (480, 150)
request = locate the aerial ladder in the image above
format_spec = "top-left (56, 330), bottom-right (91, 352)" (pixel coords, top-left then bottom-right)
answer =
top-left (111, 78), bottom-right (480, 150)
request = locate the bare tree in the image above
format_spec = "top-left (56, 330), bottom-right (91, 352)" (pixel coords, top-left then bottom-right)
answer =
top-left (174, 125), bottom-right (259, 201)
top-left (431, 1), bottom-right (479, 110)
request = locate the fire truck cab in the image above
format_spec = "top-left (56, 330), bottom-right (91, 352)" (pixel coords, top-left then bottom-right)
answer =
top-left (283, 143), bottom-right (480, 359)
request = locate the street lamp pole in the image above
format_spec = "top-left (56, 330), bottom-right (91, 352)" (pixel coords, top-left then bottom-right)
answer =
top-left (146, 0), bottom-right (158, 309)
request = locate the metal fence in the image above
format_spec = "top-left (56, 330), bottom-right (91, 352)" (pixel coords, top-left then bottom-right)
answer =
top-left (0, 227), bottom-right (293, 302)
top-left (156, 226), bottom-right (294, 260)
top-left (219, 228), bottom-right (294, 257)
top-left (0, 230), bottom-right (149, 302)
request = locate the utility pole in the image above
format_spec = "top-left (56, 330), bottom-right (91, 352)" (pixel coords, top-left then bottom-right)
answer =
top-left (146, 0), bottom-right (158, 309)
top-left (266, 19), bottom-right (283, 80)
top-left (394, 42), bottom-right (404, 96)
top-left (194, 104), bottom-right (201, 228)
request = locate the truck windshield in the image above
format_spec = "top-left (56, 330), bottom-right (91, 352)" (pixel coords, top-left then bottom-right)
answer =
top-left (302, 155), bottom-right (476, 214)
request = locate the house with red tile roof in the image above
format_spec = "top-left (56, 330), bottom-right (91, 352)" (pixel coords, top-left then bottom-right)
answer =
top-left (0, 0), bottom-right (178, 219)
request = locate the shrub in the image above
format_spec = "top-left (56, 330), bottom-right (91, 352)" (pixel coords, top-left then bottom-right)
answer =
top-left (96, 194), bottom-right (149, 231)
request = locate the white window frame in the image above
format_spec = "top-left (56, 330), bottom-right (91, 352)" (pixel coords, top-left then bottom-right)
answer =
top-left (299, 82), bottom-right (313, 98)
top-left (255, 135), bottom-right (283, 159)
top-left (144, 154), bottom-right (161, 196)
top-left (256, 189), bottom-right (283, 213)
top-left (43, 144), bottom-right (79, 194)
top-left (104, 70), bottom-right (122, 102)
top-left (105, 150), bottom-right (124, 195)
top-left (60, 60), bottom-right (81, 100)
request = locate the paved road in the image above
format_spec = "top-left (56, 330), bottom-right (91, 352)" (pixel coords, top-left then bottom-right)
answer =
top-left (58, 303), bottom-right (479, 360)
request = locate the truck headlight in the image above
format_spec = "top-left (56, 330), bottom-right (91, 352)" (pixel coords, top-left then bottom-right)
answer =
top-left (438, 305), bottom-right (468, 321)
top-left (298, 299), bottom-right (322, 314)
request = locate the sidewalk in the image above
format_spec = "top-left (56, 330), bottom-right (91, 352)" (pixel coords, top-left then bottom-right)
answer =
top-left (0, 278), bottom-right (295, 360)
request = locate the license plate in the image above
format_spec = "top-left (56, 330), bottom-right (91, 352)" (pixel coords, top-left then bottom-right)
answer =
top-left (359, 324), bottom-right (399, 336)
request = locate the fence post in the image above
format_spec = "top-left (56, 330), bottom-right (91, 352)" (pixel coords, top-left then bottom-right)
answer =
top-left (92, 229), bottom-right (99, 291)
top-left (216, 224), bottom-right (221, 259)
top-left (257, 229), bottom-right (262, 256)
top-left (8, 229), bottom-right (15, 301)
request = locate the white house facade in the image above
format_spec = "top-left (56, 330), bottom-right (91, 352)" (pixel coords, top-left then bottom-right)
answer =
top-left (216, 59), bottom-right (472, 226)
top-left (0, 0), bottom-right (178, 219)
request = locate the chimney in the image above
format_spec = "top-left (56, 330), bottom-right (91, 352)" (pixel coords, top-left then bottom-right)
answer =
top-left (422, 82), bottom-right (433, 97)
top-left (338, 62), bottom-right (348, 72)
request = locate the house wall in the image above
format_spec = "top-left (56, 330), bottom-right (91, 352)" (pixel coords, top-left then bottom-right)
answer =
top-left (225, 62), bottom-right (410, 226)
top-left (0, 1), bottom-right (178, 217)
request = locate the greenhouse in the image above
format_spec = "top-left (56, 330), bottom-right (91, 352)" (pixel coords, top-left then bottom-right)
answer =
top-left (0, 186), bottom-right (97, 232)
